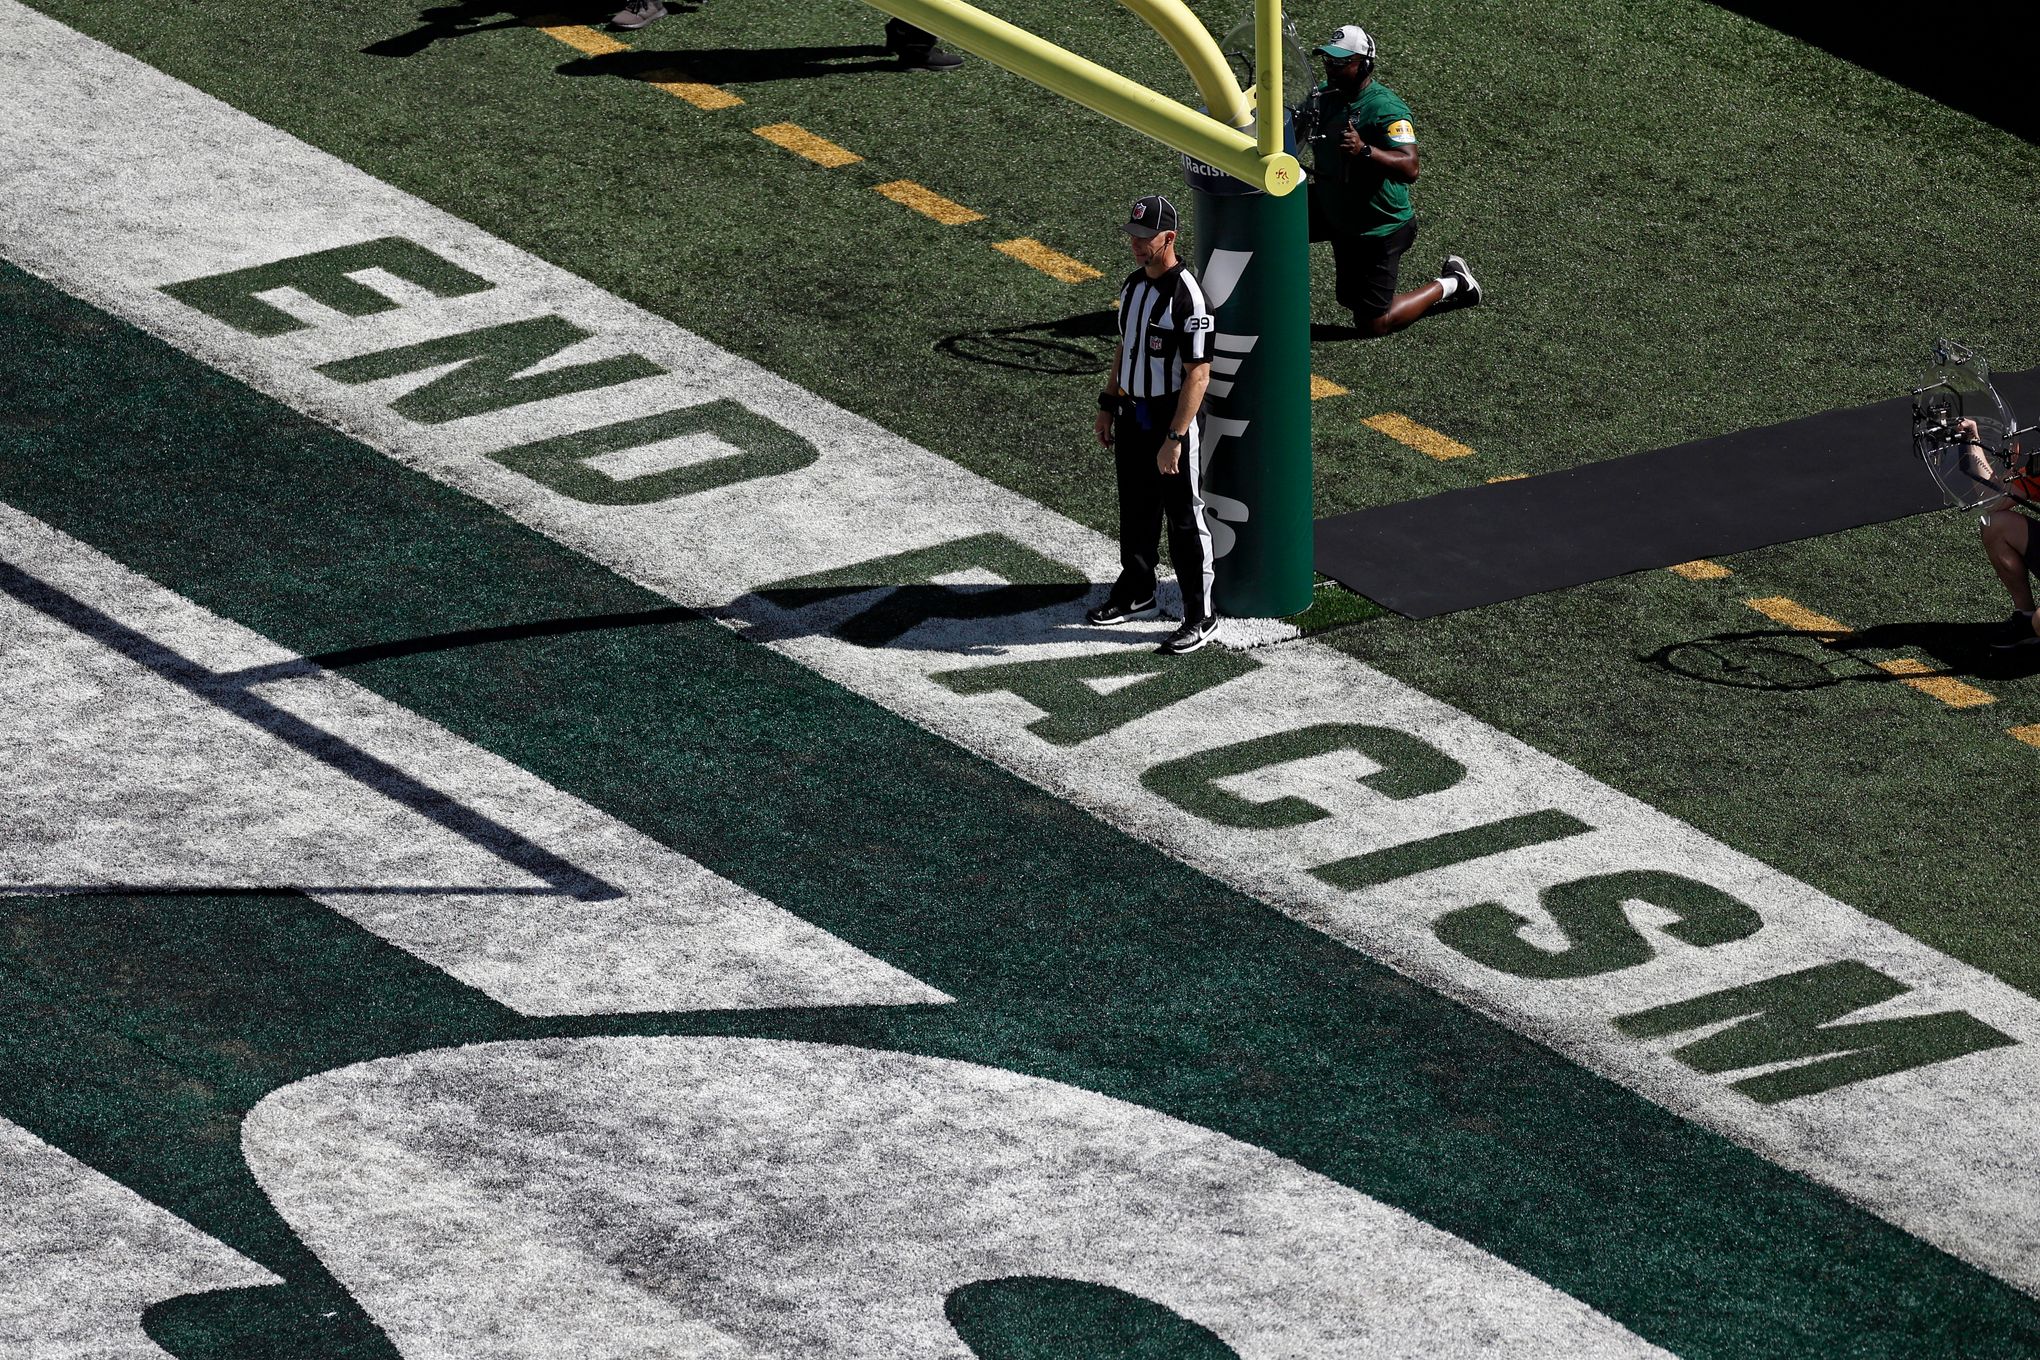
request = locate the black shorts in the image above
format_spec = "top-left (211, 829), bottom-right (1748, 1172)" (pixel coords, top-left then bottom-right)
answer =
top-left (1310, 211), bottom-right (1418, 320)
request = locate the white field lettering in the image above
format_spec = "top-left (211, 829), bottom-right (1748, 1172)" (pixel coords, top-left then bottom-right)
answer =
top-left (0, 503), bottom-right (945, 1019)
top-left (3, 1), bottom-right (2038, 1295)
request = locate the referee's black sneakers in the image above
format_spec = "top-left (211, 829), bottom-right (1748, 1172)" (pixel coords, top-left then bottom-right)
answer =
top-left (1158, 616), bottom-right (1220, 655)
top-left (1086, 596), bottom-right (1159, 626)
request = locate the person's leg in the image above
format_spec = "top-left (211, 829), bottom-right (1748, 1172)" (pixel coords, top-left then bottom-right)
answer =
top-left (883, 18), bottom-right (963, 69)
top-left (1160, 415), bottom-right (1215, 624)
top-left (1112, 414), bottom-right (1164, 608)
top-left (1981, 508), bottom-right (2036, 613)
top-left (1341, 223), bottom-right (1481, 336)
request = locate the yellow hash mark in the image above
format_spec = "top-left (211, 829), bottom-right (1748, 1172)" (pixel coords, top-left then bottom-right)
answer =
top-left (1873, 658), bottom-right (1996, 709)
top-left (993, 238), bottom-right (1102, 283)
top-left (1745, 596), bottom-right (1852, 636)
top-left (648, 75), bottom-right (743, 110)
top-left (1669, 559), bottom-right (1732, 580)
top-left (753, 123), bottom-right (863, 167)
top-left (2010, 725), bottom-right (2040, 748)
top-left (535, 23), bottom-right (626, 56)
top-left (874, 180), bottom-right (984, 225)
top-left (1485, 474), bottom-right (1529, 483)
top-left (1309, 374), bottom-right (1349, 400)
top-left (1363, 412), bottom-right (1474, 461)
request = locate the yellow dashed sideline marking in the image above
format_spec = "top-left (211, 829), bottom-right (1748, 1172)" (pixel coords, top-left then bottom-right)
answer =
top-left (1873, 658), bottom-right (1996, 709)
top-left (534, 25), bottom-right (742, 107)
top-left (1746, 595), bottom-right (1852, 636)
top-left (1745, 596), bottom-right (1996, 709)
top-left (1486, 474), bottom-right (1528, 483)
top-left (874, 180), bottom-right (983, 225)
top-left (536, 23), bottom-right (626, 56)
top-left (2010, 725), bottom-right (2040, 748)
top-left (994, 238), bottom-right (1102, 283)
top-left (649, 74), bottom-right (743, 110)
top-left (1309, 375), bottom-right (1348, 400)
top-left (1363, 412), bottom-right (1473, 461)
top-left (754, 123), bottom-right (862, 167)
top-left (1670, 559), bottom-right (1731, 580)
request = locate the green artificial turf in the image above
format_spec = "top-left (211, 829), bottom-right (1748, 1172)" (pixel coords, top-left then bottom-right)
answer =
top-left (9, 247), bottom-right (2040, 1359)
top-left (14, 0), bottom-right (2038, 1056)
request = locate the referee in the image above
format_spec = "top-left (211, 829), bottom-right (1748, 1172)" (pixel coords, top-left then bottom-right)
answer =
top-left (1089, 194), bottom-right (1219, 655)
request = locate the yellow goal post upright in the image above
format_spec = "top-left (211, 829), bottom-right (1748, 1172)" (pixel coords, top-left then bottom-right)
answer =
top-left (858, 0), bottom-right (1316, 618)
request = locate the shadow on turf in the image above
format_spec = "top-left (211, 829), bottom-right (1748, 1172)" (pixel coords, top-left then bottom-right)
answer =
top-left (1646, 619), bottom-right (2040, 692)
top-left (1709, 2), bottom-right (2037, 145)
top-left (0, 561), bottom-right (622, 902)
top-left (554, 44), bottom-right (906, 87)
top-left (937, 311), bottom-right (1116, 376)
top-left (362, 3), bottom-right (616, 59)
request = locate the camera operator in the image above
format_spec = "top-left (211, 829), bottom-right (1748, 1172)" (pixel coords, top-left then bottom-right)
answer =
top-left (1297, 24), bottom-right (1479, 335)
top-left (1954, 417), bottom-right (2040, 649)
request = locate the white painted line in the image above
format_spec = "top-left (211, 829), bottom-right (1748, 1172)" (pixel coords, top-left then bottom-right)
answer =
top-left (4, 1), bottom-right (2038, 1295)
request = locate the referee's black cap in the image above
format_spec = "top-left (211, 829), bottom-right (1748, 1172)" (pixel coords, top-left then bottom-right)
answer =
top-left (1120, 194), bottom-right (1179, 239)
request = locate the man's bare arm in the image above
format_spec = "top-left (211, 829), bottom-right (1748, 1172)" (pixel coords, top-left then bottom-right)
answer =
top-left (1159, 360), bottom-right (1211, 474)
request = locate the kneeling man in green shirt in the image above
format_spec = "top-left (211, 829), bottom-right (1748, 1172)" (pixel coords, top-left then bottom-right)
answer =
top-left (1298, 24), bottom-right (1481, 335)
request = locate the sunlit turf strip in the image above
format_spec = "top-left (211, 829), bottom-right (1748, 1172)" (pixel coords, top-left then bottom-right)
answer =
top-left (1309, 374), bottom-right (1348, 400)
top-left (1364, 411), bottom-right (1474, 461)
top-left (752, 121), bottom-right (862, 167)
top-left (2011, 725), bottom-right (2040, 748)
top-left (874, 179), bottom-right (984, 225)
top-left (993, 237), bottom-right (1103, 283)
top-left (1670, 559), bottom-right (1732, 580)
top-left (1486, 473), bottom-right (1528, 483)
top-left (7, 265), bottom-right (2040, 1358)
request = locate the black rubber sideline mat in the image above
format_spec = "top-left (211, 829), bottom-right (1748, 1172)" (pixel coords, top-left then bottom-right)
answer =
top-left (1315, 367), bottom-right (2040, 618)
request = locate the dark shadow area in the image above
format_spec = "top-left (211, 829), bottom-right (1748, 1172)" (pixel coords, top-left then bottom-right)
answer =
top-left (946, 1276), bottom-right (1239, 1360)
top-left (361, 3), bottom-right (612, 59)
top-left (0, 561), bottom-right (621, 903)
top-left (1310, 321), bottom-right (1368, 342)
top-left (1710, 2), bottom-right (2039, 144)
top-left (554, 43), bottom-right (902, 87)
top-left (750, 582), bottom-right (1099, 649)
top-left (220, 604), bottom-right (694, 681)
top-left (1646, 620), bottom-right (2040, 693)
top-left (937, 311), bottom-right (1118, 375)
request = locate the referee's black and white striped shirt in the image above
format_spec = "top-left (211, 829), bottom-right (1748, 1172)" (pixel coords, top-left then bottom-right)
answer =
top-left (1115, 263), bottom-right (1214, 400)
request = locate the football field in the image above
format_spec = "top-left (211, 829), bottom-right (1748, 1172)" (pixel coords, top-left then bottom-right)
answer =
top-left (4, 1), bottom-right (2040, 1355)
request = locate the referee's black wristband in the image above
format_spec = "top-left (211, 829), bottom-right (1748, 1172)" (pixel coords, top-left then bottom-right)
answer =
top-left (1098, 391), bottom-right (1121, 414)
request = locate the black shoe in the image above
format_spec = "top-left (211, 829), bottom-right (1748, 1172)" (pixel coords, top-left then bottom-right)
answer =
top-left (1990, 610), bottom-right (2040, 650)
top-left (1086, 596), bottom-right (1159, 626)
top-left (1157, 616), bottom-right (1219, 654)
top-left (898, 44), bottom-right (963, 69)
top-left (1437, 254), bottom-right (1482, 310)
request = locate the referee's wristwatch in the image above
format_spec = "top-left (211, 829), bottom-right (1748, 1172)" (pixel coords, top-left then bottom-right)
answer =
top-left (1164, 430), bottom-right (1188, 444)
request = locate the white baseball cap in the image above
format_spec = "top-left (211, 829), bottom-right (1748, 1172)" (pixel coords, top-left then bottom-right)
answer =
top-left (1313, 25), bottom-right (1376, 61)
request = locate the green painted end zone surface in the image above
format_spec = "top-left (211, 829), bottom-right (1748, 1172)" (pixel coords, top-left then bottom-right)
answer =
top-left (25, 0), bottom-right (2040, 1012)
top-left (5, 261), bottom-right (2040, 1356)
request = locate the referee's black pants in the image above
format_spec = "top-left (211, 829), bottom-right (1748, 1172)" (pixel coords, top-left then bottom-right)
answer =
top-left (1111, 399), bottom-right (1215, 623)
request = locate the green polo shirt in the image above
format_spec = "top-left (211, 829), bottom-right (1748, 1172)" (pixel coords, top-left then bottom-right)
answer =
top-left (1302, 79), bottom-right (1418, 237)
